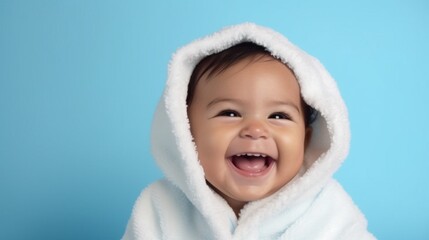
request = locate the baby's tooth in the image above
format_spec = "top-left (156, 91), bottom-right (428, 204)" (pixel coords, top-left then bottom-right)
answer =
top-left (238, 153), bottom-right (268, 157)
top-left (242, 153), bottom-right (267, 157)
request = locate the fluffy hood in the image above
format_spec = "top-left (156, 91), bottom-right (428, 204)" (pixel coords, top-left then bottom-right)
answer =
top-left (151, 23), bottom-right (350, 234)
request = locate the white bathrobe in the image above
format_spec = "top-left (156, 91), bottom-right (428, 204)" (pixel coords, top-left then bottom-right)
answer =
top-left (122, 23), bottom-right (375, 240)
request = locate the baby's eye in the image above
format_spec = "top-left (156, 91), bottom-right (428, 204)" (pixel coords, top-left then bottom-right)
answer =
top-left (269, 112), bottom-right (291, 120)
top-left (217, 109), bottom-right (241, 118)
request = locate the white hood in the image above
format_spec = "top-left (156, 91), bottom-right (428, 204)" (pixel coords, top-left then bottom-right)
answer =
top-left (123, 23), bottom-right (374, 240)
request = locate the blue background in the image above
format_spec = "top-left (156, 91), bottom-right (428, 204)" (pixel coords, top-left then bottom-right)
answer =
top-left (1, 0), bottom-right (428, 239)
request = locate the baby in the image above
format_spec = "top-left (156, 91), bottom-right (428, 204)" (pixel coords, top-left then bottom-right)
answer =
top-left (123, 23), bottom-right (375, 239)
top-left (187, 42), bottom-right (315, 217)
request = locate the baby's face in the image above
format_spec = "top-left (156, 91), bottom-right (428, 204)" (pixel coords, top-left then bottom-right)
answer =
top-left (188, 56), bottom-right (309, 214)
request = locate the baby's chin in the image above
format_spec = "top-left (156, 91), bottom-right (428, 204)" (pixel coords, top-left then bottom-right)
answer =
top-left (209, 181), bottom-right (280, 204)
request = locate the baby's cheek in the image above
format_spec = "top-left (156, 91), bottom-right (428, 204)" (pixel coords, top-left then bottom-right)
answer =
top-left (194, 132), bottom-right (224, 159)
top-left (276, 127), bottom-right (306, 144)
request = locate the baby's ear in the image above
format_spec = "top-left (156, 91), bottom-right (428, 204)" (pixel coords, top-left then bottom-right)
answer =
top-left (304, 127), bottom-right (313, 150)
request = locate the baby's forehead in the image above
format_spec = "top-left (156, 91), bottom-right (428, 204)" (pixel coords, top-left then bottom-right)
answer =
top-left (209, 56), bottom-right (291, 80)
top-left (203, 53), bottom-right (287, 81)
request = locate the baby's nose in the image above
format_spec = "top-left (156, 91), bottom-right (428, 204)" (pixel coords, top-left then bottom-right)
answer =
top-left (239, 120), bottom-right (269, 139)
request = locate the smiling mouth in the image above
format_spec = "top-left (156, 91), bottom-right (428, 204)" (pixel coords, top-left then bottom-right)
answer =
top-left (229, 153), bottom-right (275, 176)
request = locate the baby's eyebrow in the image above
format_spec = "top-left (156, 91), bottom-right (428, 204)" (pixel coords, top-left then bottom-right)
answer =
top-left (206, 98), bottom-right (242, 109)
top-left (269, 100), bottom-right (301, 114)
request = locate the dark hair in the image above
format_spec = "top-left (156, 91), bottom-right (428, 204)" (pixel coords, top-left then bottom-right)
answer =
top-left (186, 42), bottom-right (317, 126)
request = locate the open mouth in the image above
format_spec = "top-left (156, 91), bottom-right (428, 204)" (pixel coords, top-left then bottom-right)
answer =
top-left (229, 153), bottom-right (275, 176)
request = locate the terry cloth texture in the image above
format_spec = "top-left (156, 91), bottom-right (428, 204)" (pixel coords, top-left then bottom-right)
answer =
top-left (122, 23), bottom-right (376, 240)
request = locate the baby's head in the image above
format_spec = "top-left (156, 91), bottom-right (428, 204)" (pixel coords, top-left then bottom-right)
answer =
top-left (187, 42), bottom-right (316, 215)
